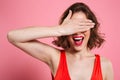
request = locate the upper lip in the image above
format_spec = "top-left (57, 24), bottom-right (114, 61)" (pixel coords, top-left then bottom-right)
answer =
top-left (72, 35), bottom-right (84, 38)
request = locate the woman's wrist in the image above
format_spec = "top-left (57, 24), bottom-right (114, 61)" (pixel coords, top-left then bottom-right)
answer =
top-left (53, 25), bottom-right (66, 36)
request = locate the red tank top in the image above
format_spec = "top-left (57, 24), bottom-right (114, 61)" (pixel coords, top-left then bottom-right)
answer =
top-left (52, 50), bottom-right (103, 80)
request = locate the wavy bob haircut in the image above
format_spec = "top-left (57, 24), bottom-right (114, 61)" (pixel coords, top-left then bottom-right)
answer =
top-left (53, 2), bottom-right (105, 50)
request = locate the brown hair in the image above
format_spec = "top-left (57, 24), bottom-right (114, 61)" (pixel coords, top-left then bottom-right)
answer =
top-left (53, 2), bottom-right (105, 50)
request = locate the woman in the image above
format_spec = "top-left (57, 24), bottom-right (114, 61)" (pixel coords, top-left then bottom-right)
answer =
top-left (7, 2), bottom-right (113, 80)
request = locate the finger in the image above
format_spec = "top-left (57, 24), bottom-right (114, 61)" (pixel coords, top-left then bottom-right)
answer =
top-left (85, 19), bottom-right (93, 22)
top-left (81, 22), bottom-right (95, 26)
top-left (72, 19), bottom-right (92, 22)
top-left (71, 19), bottom-right (94, 25)
top-left (78, 27), bottom-right (91, 32)
top-left (65, 10), bottom-right (72, 20)
top-left (76, 24), bottom-right (94, 31)
top-left (74, 21), bottom-right (95, 26)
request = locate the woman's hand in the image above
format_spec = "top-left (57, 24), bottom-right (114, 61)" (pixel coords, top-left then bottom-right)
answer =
top-left (58, 10), bottom-right (95, 36)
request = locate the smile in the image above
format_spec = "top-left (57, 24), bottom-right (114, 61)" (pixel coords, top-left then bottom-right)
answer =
top-left (73, 35), bottom-right (84, 46)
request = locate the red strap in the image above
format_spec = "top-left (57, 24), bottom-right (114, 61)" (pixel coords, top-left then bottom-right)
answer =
top-left (91, 55), bottom-right (103, 80)
top-left (54, 50), bottom-right (70, 80)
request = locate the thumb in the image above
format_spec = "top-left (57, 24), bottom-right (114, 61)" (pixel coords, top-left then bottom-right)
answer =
top-left (65, 10), bottom-right (72, 20)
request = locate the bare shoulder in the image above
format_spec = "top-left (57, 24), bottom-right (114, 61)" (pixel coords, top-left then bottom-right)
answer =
top-left (100, 56), bottom-right (114, 80)
top-left (100, 56), bottom-right (113, 67)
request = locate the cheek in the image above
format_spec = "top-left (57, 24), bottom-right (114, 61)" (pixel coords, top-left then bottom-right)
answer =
top-left (84, 30), bottom-right (90, 41)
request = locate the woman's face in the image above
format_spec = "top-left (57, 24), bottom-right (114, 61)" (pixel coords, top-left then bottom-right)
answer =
top-left (68, 11), bottom-right (90, 51)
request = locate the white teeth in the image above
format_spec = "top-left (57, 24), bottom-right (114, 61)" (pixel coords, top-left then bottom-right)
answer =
top-left (74, 38), bottom-right (82, 40)
top-left (74, 38), bottom-right (82, 41)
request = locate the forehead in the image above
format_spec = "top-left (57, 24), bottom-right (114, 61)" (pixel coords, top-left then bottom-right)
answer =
top-left (71, 11), bottom-right (87, 20)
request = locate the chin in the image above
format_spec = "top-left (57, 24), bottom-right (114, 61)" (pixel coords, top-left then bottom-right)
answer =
top-left (70, 45), bottom-right (86, 52)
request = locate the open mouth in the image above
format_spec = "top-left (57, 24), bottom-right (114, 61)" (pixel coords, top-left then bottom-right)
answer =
top-left (73, 35), bottom-right (84, 46)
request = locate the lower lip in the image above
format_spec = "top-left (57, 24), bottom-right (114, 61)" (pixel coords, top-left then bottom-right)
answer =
top-left (74, 40), bottom-right (83, 46)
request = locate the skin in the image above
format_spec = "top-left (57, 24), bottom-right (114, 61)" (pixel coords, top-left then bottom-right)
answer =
top-left (7, 10), bottom-right (114, 80)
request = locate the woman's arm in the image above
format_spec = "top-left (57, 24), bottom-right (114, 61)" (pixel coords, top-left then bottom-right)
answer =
top-left (7, 26), bottom-right (62, 42)
top-left (7, 10), bottom-right (94, 43)
top-left (7, 26), bottom-right (63, 65)
top-left (7, 10), bottom-right (94, 66)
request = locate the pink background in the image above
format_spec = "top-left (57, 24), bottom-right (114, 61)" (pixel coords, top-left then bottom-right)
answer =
top-left (0, 0), bottom-right (120, 80)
